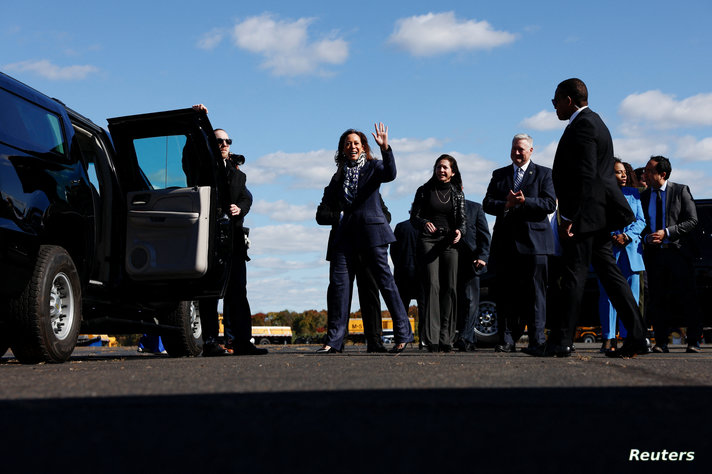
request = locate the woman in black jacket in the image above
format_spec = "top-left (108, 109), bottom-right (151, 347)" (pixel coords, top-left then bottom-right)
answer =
top-left (410, 155), bottom-right (466, 352)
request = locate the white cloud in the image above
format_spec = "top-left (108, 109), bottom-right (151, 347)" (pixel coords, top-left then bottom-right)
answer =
top-left (231, 14), bottom-right (348, 76)
top-left (250, 256), bottom-right (324, 272)
top-left (197, 28), bottom-right (226, 50)
top-left (388, 12), bottom-right (516, 57)
top-left (385, 137), bottom-right (497, 199)
top-left (247, 275), bottom-right (327, 312)
top-left (674, 135), bottom-right (712, 162)
top-left (531, 140), bottom-right (558, 169)
top-left (520, 110), bottom-right (565, 131)
top-left (250, 224), bottom-right (329, 255)
top-left (619, 90), bottom-right (712, 129)
top-left (612, 136), bottom-right (670, 166)
top-left (252, 199), bottom-right (316, 222)
top-left (4, 59), bottom-right (98, 80)
top-left (389, 137), bottom-right (443, 153)
top-left (246, 149), bottom-right (336, 188)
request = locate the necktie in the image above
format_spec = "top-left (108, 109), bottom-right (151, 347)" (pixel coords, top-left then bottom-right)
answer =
top-left (513, 168), bottom-right (523, 192)
top-left (655, 189), bottom-right (663, 231)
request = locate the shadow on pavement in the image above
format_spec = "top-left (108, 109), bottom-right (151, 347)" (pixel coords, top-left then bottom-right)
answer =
top-left (0, 386), bottom-right (708, 473)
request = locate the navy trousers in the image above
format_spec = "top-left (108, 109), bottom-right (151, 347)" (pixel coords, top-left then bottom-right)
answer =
top-left (326, 244), bottom-right (414, 351)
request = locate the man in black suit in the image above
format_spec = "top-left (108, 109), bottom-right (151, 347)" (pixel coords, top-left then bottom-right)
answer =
top-left (640, 156), bottom-right (702, 353)
top-left (483, 134), bottom-right (556, 353)
top-left (541, 78), bottom-right (648, 358)
top-left (454, 199), bottom-right (491, 352)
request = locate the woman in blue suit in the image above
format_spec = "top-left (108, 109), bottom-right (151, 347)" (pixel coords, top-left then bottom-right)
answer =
top-left (317, 123), bottom-right (414, 354)
top-left (598, 159), bottom-right (646, 351)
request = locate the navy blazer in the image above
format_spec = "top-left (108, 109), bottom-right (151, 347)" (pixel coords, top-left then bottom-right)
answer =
top-left (323, 147), bottom-right (398, 251)
top-left (460, 200), bottom-right (491, 264)
top-left (552, 107), bottom-right (633, 234)
top-left (483, 161), bottom-right (556, 255)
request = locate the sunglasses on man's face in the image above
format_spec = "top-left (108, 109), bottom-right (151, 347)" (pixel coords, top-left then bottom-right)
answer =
top-left (216, 138), bottom-right (232, 145)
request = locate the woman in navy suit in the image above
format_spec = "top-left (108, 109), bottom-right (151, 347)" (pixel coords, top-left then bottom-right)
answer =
top-left (317, 123), bottom-right (414, 353)
top-left (598, 159), bottom-right (646, 351)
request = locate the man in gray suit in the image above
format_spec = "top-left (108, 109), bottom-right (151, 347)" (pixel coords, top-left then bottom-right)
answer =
top-left (641, 156), bottom-right (702, 353)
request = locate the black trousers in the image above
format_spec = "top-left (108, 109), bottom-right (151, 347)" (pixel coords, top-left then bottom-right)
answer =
top-left (418, 235), bottom-right (458, 348)
top-left (494, 252), bottom-right (548, 347)
top-left (456, 267), bottom-right (480, 345)
top-left (555, 230), bottom-right (646, 347)
top-left (200, 238), bottom-right (251, 347)
top-left (644, 247), bottom-right (702, 346)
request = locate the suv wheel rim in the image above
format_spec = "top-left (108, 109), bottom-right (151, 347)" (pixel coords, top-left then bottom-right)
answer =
top-left (190, 301), bottom-right (202, 340)
top-left (49, 272), bottom-right (75, 340)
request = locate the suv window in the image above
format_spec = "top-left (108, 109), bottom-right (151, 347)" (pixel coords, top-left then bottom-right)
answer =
top-left (133, 135), bottom-right (193, 190)
top-left (0, 87), bottom-right (66, 158)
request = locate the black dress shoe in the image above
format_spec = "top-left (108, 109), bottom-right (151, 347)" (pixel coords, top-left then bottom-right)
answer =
top-left (606, 339), bottom-right (649, 358)
top-left (202, 342), bottom-right (230, 357)
top-left (453, 339), bottom-right (468, 352)
top-left (316, 345), bottom-right (341, 354)
top-left (521, 344), bottom-right (552, 357)
top-left (367, 344), bottom-right (388, 353)
top-left (453, 340), bottom-right (477, 352)
top-left (234, 343), bottom-right (269, 355)
top-left (389, 342), bottom-right (410, 354)
top-left (495, 343), bottom-right (516, 353)
top-left (521, 343), bottom-right (570, 357)
top-left (554, 345), bottom-right (572, 357)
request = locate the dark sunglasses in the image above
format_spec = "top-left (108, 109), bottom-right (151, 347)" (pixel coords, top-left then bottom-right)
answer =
top-left (216, 138), bottom-right (232, 145)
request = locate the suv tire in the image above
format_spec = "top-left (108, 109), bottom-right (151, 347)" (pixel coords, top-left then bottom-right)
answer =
top-left (9, 245), bottom-right (82, 364)
top-left (162, 301), bottom-right (203, 357)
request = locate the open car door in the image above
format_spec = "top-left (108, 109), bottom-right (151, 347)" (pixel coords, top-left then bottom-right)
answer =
top-left (107, 108), bottom-right (233, 302)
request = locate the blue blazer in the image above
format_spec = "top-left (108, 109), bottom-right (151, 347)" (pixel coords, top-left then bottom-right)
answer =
top-left (483, 161), bottom-right (557, 256)
top-left (613, 187), bottom-right (645, 272)
top-left (324, 147), bottom-right (397, 251)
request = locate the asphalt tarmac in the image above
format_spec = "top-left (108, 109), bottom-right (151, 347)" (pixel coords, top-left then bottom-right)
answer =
top-left (1, 343), bottom-right (710, 473)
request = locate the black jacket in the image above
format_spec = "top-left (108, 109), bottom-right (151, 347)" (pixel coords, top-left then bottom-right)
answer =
top-left (410, 180), bottom-right (467, 239)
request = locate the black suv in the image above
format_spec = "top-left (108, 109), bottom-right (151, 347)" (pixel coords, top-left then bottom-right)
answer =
top-left (1, 71), bottom-right (238, 363)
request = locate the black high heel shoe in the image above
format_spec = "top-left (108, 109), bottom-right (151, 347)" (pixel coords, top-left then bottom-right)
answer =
top-left (316, 345), bottom-right (340, 354)
top-left (389, 342), bottom-right (410, 354)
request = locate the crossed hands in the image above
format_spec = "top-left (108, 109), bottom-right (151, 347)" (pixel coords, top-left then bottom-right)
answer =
top-left (505, 190), bottom-right (525, 208)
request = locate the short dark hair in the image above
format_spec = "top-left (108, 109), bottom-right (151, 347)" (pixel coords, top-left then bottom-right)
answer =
top-left (335, 129), bottom-right (373, 166)
top-left (649, 155), bottom-right (672, 180)
top-left (556, 78), bottom-right (588, 107)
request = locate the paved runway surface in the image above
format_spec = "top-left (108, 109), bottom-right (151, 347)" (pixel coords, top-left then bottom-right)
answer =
top-left (2, 343), bottom-right (710, 473)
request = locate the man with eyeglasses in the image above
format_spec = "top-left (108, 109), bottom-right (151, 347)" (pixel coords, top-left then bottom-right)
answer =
top-left (192, 104), bottom-right (267, 356)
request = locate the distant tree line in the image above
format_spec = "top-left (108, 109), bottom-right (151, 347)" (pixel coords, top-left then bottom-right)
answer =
top-left (252, 306), bottom-right (419, 343)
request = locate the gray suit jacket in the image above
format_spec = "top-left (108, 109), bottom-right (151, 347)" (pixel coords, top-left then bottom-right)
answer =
top-left (640, 181), bottom-right (698, 254)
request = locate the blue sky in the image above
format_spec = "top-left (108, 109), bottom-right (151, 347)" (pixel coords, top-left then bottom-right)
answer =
top-left (3, 0), bottom-right (711, 313)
